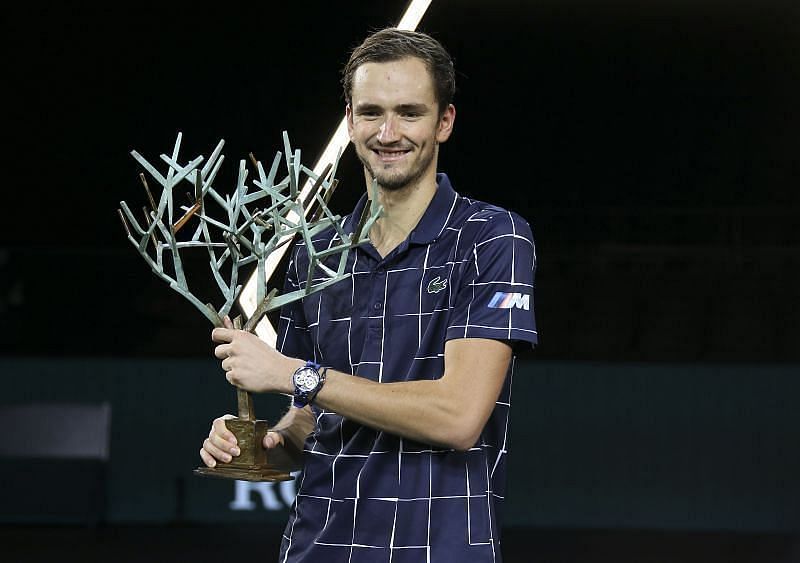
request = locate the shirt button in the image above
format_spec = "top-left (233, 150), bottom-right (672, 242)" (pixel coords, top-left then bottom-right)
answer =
top-left (373, 302), bottom-right (383, 310)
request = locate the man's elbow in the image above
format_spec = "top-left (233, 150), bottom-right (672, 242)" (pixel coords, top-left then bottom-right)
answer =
top-left (438, 419), bottom-right (484, 452)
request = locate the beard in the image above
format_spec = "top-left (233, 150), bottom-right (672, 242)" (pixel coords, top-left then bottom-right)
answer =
top-left (356, 141), bottom-right (436, 192)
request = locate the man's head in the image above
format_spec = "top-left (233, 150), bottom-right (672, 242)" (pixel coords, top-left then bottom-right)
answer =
top-left (343, 28), bottom-right (457, 192)
top-left (341, 28), bottom-right (455, 118)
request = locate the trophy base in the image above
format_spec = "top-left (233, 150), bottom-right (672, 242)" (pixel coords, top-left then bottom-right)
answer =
top-left (193, 416), bottom-right (294, 482)
top-left (194, 465), bottom-right (293, 482)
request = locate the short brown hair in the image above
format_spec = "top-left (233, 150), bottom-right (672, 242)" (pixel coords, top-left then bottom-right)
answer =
top-left (341, 28), bottom-right (456, 116)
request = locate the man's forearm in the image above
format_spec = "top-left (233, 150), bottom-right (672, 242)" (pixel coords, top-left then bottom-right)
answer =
top-left (268, 403), bottom-right (315, 470)
top-left (310, 338), bottom-right (513, 451)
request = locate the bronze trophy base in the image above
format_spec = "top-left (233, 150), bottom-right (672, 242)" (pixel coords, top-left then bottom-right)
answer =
top-left (194, 416), bottom-right (294, 482)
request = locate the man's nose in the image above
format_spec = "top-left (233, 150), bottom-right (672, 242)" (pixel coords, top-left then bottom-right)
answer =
top-left (377, 115), bottom-right (400, 144)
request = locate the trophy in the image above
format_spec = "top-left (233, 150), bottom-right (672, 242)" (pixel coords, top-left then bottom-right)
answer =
top-left (118, 132), bottom-right (382, 481)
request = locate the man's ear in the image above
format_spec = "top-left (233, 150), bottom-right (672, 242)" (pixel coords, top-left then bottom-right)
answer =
top-left (436, 104), bottom-right (456, 144)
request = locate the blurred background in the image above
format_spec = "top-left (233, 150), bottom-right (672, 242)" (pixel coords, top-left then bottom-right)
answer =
top-left (1, 0), bottom-right (799, 561)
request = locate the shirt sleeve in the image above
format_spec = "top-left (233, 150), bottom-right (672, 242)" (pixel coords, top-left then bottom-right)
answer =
top-left (445, 209), bottom-right (538, 349)
top-left (275, 245), bottom-right (315, 360)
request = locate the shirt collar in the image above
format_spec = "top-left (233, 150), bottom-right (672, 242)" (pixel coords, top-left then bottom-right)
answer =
top-left (343, 173), bottom-right (457, 245)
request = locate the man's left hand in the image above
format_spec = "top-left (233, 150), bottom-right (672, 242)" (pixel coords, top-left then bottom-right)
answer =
top-left (212, 316), bottom-right (298, 394)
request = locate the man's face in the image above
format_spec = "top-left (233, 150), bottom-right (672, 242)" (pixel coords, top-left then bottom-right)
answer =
top-left (346, 57), bottom-right (455, 192)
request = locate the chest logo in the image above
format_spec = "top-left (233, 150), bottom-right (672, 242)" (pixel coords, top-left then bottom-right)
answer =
top-left (427, 276), bottom-right (448, 294)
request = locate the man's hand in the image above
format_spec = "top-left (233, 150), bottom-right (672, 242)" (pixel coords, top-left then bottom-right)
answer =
top-left (212, 316), bottom-right (300, 395)
top-left (199, 414), bottom-right (239, 468)
top-left (199, 414), bottom-right (290, 468)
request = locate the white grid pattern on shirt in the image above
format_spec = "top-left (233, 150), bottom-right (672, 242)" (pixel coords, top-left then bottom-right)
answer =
top-left (276, 185), bottom-right (536, 563)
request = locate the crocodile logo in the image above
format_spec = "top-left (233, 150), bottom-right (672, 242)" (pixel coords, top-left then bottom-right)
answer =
top-left (427, 276), bottom-right (448, 294)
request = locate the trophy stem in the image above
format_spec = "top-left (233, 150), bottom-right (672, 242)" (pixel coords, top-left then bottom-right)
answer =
top-left (237, 388), bottom-right (255, 421)
top-left (233, 315), bottom-right (255, 422)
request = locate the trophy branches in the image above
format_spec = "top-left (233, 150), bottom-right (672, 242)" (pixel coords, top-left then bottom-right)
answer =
top-left (117, 131), bottom-right (382, 481)
top-left (118, 131), bottom-right (382, 330)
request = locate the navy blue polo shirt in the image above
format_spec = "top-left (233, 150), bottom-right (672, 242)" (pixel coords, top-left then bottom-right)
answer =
top-left (276, 173), bottom-right (537, 562)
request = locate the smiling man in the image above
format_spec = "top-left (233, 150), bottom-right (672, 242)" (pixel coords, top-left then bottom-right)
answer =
top-left (347, 56), bottom-right (449, 193)
top-left (200, 28), bottom-right (538, 562)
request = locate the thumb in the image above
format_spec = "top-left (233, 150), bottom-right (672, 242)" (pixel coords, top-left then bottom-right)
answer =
top-left (263, 431), bottom-right (285, 449)
top-left (223, 315), bottom-right (234, 329)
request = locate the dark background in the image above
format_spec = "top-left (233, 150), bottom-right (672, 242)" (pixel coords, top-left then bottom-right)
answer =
top-left (2, 1), bottom-right (799, 562)
top-left (3, 0), bottom-right (798, 361)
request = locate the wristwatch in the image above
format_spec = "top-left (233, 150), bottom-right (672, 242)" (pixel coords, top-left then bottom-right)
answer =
top-left (292, 360), bottom-right (327, 408)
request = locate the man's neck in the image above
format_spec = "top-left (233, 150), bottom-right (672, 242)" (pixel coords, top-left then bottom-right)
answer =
top-left (367, 172), bottom-right (438, 258)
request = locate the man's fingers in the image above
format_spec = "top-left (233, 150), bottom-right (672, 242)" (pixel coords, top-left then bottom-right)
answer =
top-left (202, 437), bottom-right (236, 463)
top-left (223, 315), bottom-right (234, 329)
top-left (212, 415), bottom-right (237, 444)
top-left (208, 430), bottom-right (240, 455)
top-left (199, 448), bottom-right (217, 468)
top-left (212, 327), bottom-right (235, 344)
top-left (200, 415), bottom-right (241, 467)
top-left (214, 343), bottom-right (232, 360)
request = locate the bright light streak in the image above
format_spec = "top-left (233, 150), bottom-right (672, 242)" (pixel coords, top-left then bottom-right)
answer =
top-left (239, 0), bottom-right (434, 345)
top-left (238, 120), bottom-right (349, 345)
top-left (396, 0), bottom-right (433, 30)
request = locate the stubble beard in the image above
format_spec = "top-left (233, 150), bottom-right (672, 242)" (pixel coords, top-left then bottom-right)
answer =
top-left (357, 142), bottom-right (436, 192)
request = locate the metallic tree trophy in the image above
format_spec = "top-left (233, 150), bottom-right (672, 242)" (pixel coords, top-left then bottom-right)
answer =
top-left (118, 132), bottom-right (382, 481)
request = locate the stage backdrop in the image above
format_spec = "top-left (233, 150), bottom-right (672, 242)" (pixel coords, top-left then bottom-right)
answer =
top-left (1, 358), bottom-right (798, 532)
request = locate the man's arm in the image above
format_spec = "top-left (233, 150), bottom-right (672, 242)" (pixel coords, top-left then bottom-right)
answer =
top-left (266, 404), bottom-right (316, 469)
top-left (212, 210), bottom-right (533, 453)
top-left (314, 337), bottom-right (512, 451)
top-left (216, 328), bottom-right (512, 452)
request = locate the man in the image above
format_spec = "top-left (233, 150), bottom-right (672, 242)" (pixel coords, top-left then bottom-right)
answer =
top-left (200, 27), bottom-right (537, 562)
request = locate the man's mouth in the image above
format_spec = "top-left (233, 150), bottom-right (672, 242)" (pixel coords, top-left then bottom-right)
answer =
top-left (372, 148), bottom-right (412, 162)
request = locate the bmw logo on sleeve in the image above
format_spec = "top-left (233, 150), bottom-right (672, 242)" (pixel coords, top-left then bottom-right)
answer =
top-left (488, 291), bottom-right (530, 310)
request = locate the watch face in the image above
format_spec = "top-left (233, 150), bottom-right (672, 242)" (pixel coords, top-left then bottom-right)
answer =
top-left (295, 367), bottom-right (320, 392)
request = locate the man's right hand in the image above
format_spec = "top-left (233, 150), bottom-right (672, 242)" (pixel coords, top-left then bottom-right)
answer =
top-left (199, 414), bottom-right (239, 468)
top-left (199, 414), bottom-right (286, 468)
